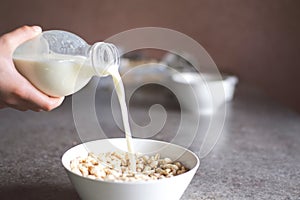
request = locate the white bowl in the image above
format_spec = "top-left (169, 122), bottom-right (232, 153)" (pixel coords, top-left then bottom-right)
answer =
top-left (62, 138), bottom-right (200, 200)
top-left (170, 72), bottom-right (238, 114)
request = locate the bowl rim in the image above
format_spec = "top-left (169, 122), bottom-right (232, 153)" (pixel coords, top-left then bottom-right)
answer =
top-left (171, 72), bottom-right (237, 85)
top-left (61, 138), bottom-right (200, 185)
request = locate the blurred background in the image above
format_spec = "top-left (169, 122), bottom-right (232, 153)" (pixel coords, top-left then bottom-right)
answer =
top-left (0, 0), bottom-right (299, 112)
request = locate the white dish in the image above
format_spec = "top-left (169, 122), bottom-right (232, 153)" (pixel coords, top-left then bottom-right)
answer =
top-left (62, 138), bottom-right (200, 200)
top-left (170, 72), bottom-right (238, 114)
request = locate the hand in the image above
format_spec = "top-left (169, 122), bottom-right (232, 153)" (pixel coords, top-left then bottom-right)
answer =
top-left (0, 25), bottom-right (64, 111)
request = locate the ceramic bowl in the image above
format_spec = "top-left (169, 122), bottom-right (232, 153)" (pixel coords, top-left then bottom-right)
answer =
top-left (170, 72), bottom-right (238, 114)
top-left (62, 138), bottom-right (200, 200)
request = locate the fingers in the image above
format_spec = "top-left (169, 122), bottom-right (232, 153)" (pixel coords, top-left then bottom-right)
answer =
top-left (2, 74), bottom-right (65, 112)
top-left (16, 83), bottom-right (65, 111)
top-left (48, 96), bottom-right (65, 110)
top-left (0, 25), bottom-right (42, 55)
top-left (1, 93), bottom-right (64, 112)
top-left (29, 96), bottom-right (64, 112)
top-left (38, 96), bottom-right (65, 111)
top-left (0, 25), bottom-right (66, 112)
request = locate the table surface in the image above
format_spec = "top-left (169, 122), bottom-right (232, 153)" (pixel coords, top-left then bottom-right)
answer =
top-left (0, 83), bottom-right (299, 200)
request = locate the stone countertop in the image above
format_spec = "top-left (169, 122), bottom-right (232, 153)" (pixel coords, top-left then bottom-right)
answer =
top-left (0, 84), bottom-right (299, 200)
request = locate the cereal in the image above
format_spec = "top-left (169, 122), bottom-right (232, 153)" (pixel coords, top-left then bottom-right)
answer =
top-left (70, 152), bottom-right (189, 182)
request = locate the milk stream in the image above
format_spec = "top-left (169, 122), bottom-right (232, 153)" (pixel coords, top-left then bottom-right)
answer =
top-left (107, 67), bottom-right (134, 153)
top-left (107, 67), bottom-right (136, 171)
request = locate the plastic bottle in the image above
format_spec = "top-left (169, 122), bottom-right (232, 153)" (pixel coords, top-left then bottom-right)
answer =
top-left (12, 30), bottom-right (120, 97)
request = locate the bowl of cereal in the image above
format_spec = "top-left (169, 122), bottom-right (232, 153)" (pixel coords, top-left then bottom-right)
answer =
top-left (62, 138), bottom-right (199, 200)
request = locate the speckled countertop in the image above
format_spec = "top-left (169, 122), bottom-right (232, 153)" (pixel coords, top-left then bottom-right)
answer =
top-left (0, 83), bottom-right (299, 200)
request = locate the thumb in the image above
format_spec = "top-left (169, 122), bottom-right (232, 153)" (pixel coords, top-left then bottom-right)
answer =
top-left (1, 25), bottom-right (42, 55)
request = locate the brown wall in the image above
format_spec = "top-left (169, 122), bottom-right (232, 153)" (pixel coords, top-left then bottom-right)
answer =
top-left (1, 0), bottom-right (300, 111)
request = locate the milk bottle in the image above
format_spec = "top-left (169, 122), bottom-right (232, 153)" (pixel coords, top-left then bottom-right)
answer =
top-left (13, 30), bottom-right (120, 97)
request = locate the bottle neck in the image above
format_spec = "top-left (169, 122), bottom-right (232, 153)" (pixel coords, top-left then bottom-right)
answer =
top-left (90, 42), bottom-right (120, 76)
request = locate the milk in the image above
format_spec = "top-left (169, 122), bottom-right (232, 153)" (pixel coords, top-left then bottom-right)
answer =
top-left (13, 55), bottom-right (93, 97)
top-left (108, 67), bottom-right (136, 171)
top-left (109, 71), bottom-right (133, 152)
